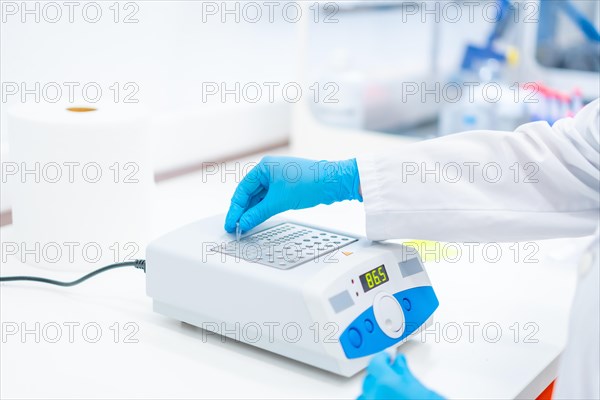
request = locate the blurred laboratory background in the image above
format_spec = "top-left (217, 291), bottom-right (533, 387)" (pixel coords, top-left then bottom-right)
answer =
top-left (2, 0), bottom-right (599, 213)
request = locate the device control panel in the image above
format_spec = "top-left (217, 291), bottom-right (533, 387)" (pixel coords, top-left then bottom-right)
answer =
top-left (339, 285), bottom-right (437, 358)
top-left (323, 252), bottom-right (438, 359)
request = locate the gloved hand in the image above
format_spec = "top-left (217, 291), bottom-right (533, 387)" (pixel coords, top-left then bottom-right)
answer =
top-left (224, 156), bottom-right (362, 233)
top-left (359, 353), bottom-right (444, 400)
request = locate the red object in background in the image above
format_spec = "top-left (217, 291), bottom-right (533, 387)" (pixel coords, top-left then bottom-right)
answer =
top-left (536, 380), bottom-right (555, 400)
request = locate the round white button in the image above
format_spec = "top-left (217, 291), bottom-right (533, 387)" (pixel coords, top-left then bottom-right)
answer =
top-left (373, 292), bottom-right (405, 339)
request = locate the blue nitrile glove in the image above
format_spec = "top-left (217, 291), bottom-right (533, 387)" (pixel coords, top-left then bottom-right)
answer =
top-left (224, 156), bottom-right (362, 233)
top-left (358, 353), bottom-right (444, 400)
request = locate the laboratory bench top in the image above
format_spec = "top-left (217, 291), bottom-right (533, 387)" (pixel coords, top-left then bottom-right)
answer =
top-left (0, 144), bottom-right (585, 400)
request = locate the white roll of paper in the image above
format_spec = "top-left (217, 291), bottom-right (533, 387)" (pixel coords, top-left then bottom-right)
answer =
top-left (6, 104), bottom-right (155, 270)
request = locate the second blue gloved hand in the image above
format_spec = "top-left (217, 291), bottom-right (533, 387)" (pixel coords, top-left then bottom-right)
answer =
top-left (359, 353), bottom-right (444, 400)
top-left (224, 156), bottom-right (362, 233)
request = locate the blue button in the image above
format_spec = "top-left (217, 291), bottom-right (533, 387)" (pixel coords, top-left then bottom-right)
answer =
top-left (402, 298), bottom-right (412, 311)
top-left (364, 319), bottom-right (374, 333)
top-left (348, 328), bottom-right (362, 348)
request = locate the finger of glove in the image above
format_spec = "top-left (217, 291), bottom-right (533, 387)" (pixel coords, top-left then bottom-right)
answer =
top-left (224, 166), bottom-right (266, 232)
top-left (225, 187), bottom-right (267, 233)
top-left (238, 194), bottom-right (277, 232)
top-left (246, 187), bottom-right (267, 210)
top-left (391, 354), bottom-right (411, 376)
top-left (367, 352), bottom-right (393, 378)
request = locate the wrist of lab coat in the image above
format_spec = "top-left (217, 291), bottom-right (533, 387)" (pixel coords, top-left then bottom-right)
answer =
top-left (356, 155), bottom-right (392, 241)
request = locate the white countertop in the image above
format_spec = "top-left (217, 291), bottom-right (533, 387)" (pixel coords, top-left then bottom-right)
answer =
top-left (0, 143), bottom-right (583, 399)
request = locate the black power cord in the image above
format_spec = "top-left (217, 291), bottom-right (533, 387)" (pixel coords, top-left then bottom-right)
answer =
top-left (0, 259), bottom-right (146, 287)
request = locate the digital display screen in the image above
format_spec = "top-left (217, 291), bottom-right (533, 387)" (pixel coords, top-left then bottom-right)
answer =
top-left (359, 264), bottom-right (389, 292)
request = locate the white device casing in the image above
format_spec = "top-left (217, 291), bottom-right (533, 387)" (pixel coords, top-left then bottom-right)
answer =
top-left (146, 214), bottom-right (436, 377)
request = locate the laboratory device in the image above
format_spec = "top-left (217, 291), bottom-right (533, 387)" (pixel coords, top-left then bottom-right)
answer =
top-left (145, 214), bottom-right (439, 377)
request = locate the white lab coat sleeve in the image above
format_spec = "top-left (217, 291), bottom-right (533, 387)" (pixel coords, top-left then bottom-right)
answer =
top-left (356, 99), bottom-right (599, 242)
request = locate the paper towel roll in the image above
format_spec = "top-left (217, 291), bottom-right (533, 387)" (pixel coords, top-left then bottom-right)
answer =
top-left (6, 104), bottom-right (155, 270)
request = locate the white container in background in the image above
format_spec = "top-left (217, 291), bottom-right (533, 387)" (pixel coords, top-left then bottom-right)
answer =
top-left (6, 104), bottom-right (155, 270)
top-left (311, 49), bottom-right (365, 130)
